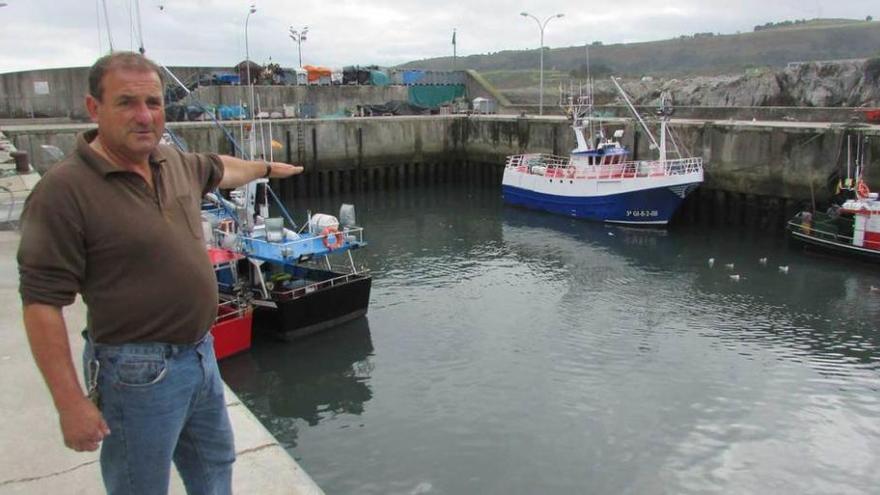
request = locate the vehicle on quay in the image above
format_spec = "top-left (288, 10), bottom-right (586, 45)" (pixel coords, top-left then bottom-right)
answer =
top-left (501, 77), bottom-right (704, 225)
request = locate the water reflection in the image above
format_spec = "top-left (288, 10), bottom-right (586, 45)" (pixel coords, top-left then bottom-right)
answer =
top-left (502, 207), bottom-right (880, 369)
top-left (226, 185), bottom-right (880, 494)
top-left (219, 317), bottom-right (374, 448)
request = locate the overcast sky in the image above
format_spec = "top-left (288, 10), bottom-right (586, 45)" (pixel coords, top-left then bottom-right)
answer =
top-left (0, 0), bottom-right (877, 73)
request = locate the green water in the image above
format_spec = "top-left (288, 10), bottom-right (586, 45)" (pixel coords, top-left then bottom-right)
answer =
top-left (221, 184), bottom-right (880, 495)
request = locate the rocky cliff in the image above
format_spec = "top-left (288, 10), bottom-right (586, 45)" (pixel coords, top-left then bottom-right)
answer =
top-left (604, 59), bottom-right (880, 108)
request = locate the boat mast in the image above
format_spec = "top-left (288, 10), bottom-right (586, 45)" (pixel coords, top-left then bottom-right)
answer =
top-left (585, 44), bottom-right (594, 142)
top-left (610, 76), bottom-right (660, 152)
top-left (101, 0), bottom-right (115, 52)
top-left (133, 0), bottom-right (145, 54)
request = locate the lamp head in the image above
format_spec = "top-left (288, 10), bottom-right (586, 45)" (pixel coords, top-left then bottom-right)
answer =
top-left (249, 5), bottom-right (256, 14)
top-left (556, 13), bottom-right (565, 18)
top-left (520, 12), bottom-right (528, 16)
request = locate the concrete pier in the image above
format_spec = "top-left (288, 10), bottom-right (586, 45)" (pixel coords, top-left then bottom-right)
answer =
top-left (0, 231), bottom-right (324, 494)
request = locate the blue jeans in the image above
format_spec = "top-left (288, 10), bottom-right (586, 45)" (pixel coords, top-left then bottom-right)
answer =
top-left (84, 334), bottom-right (235, 495)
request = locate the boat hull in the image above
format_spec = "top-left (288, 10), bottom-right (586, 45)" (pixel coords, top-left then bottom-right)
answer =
top-left (253, 272), bottom-right (372, 340)
top-left (787, 226), bottom-right (880, 263)
top-left (502, 182), bottom-right (699, 225)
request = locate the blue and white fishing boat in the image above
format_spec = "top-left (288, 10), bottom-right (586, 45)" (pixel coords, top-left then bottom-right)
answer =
top-left (201, 183), bottom-right (371, 341)
top-left (161, 67), bottom-right (371, 342)
top-left (502, 78), bottom-right (704, 225)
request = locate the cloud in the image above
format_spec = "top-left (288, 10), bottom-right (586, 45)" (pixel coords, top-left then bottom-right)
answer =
top-left (0, 0), bottom-right (876, 72)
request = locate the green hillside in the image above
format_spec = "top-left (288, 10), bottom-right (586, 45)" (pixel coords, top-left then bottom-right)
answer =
top-left (402, 19), bottom-right (880, 77)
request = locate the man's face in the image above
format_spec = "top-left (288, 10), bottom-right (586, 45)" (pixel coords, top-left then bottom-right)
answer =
top-left (86, 68), bottom-right (165, 161)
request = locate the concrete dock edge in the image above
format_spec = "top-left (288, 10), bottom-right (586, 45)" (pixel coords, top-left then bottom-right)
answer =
top-left (0, 231), bottom-right (324, 494)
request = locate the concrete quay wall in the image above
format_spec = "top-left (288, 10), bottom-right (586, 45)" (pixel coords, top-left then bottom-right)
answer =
top-left (0, 66), bottom-right (229, 119)
top-left (0, 66), bottom-right (484, 120)
top-left (460, 116), bottom-right (880, 199)
top-left (4, 115), bottom-right (879, 207)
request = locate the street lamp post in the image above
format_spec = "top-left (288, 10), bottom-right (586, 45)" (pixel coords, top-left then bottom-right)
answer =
top-left (520, 12), bottom-right (564, 115)
top-left (245, 4), bottom-right (256, 157)
top-left (245, 5), bottom-right (257, 86)
top-left (288, 26), bottom-right (308, 68)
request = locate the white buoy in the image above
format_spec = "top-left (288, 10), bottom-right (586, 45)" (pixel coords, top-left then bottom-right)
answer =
top-left (778, 265), bottom-right (789, 274)
top-left (708, 258), bottom-right (715, 268)
top-left (724, 263), bottom-right (735, 270)
top-left (758, 257), bottom-right (768, 265)
top-left (729, 274), bottom-right (741, 282)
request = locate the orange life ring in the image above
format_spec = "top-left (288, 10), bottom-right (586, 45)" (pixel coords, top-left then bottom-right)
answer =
top-left (857, 180), bottom-right (870, 199)
top-left (321, 226), bottom-right (344, 250)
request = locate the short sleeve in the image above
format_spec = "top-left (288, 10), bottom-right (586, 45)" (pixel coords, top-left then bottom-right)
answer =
top-left (196, 153), bottom-right (224, 196)
top-left (17, 180), bottom-right (86, 307)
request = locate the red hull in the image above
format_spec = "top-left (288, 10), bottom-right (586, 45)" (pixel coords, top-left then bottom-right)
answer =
top-left (862, 109), bottom-right (880, 124)
top-left (211, 305), bottom-right (253, 360)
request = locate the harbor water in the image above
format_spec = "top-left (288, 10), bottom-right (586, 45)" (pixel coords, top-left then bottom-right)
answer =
top-left (220, 183), bottom-right (880, 495)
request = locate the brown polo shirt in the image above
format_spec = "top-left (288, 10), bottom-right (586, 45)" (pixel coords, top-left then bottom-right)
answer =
top-left (18, 129), bottom-right (224, 345)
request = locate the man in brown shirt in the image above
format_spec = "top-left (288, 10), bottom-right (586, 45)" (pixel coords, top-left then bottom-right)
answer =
top-left (18, 52), bottom-right (302, 494)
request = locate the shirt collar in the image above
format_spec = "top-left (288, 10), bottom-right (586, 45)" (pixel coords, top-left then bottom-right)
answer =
top-left (76, 129), bottom-right (168, 177)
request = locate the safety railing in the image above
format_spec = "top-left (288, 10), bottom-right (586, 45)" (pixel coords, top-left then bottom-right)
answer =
top-left (505, 153), bottom-right (703, 180)
top-left (267, 271), bottom-right (369, 301)
top-left (787, 215), bottom-right (880, 250)
top-left (215, 297), bottom-right (250, 323)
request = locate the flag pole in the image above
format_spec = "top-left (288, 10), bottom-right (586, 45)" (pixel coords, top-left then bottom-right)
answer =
top-left (452, 28), bottom-right (457, 69)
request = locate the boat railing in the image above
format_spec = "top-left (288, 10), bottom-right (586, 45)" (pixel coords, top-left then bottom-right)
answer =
top-left (216, 297), bottom-right (250, 323)
top-left (506, 153), bottom-right (703, 180)
top-left (227, 225), bottom-right (365, 250)
top-left (661, 157), bottom-right (704, 176)
top-left (504, 153), bottom-right (570, 170)
top-left (787, 214), bottom-right (880, 250)
top-left (268, 271), bottom-right (368, 301)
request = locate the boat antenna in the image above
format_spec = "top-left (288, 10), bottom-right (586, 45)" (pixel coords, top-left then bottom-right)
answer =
top-left (134, 0), bottom-right (146, 54)
top-left (610, 76), bottom-right (659, 151)
top-left (585, 43), bottom-right (594, 141)
top-left (585, 44), bottom-right (590, 85)
top-left (658, 91), bottom-right (681, 159)
top-left (101, 0), bottom-right (115, 52)
top-left (257, 94), bottom-right (268, 160)
top-left (95, 0), bottom-right (103, 54)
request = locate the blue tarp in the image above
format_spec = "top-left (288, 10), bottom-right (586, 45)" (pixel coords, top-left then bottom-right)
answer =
top-left (370, 70), bottom-right (390, 86)
top-left (218, 105), bottom-right (246, 120)
top-left (408, 85), bottom-right (466, 108)
top-left (216, 74), bottom-right (240, 85)
top-left (402, 70), bottom-right (425, 85)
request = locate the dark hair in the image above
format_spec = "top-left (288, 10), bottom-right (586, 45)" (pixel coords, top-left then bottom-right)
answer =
top-left (88, 51), bottom-right (165, 101)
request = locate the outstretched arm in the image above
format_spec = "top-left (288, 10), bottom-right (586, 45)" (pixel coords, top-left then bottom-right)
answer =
top-left (217, 156), bottom-right (303, 189)
top-left (23, 303), bottom-right (110, 452)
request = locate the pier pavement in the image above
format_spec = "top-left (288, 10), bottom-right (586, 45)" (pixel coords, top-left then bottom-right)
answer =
top-left (0, 230), bottom-right (323, 494)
